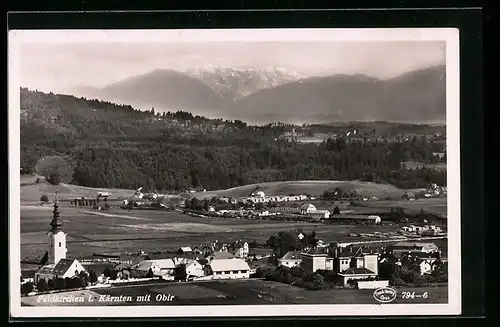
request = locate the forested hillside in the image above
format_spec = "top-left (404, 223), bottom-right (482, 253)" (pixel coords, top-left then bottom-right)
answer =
top-left (20, 88), bottom-right (446, 192)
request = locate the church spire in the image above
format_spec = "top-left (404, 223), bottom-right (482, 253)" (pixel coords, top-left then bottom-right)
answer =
top-left (50, 193), bottom-right (62, 232)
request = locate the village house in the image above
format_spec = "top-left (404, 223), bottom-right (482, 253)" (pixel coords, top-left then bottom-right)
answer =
top-left (185, 260), bottom-right (205, 278)
top-left (338, 268), bottom-right (379, 286)
top-left (400, 251), bottom-right (441, 274)
top-left (35, 199), bottom-right (88, 284)
top-left (177, 246), bottom-right (193, 255)
top-left (300, 245), bottom-right (380, 286)
top-left (329, 214), bottom-right (381, 224)
top-left (206, 250), bottom-right (235, 262)
top-left (130, 259), bottom-right (176, 278)
top-left (392, 242), bottom-right (440, 258)
top-left (299, 203), bottom-right (317, 214)
top-left (204, 258), bottom-right (251, 280)
top-left (300, 248), bottom-right (334, 272)
top-left (233, 242), bottom-right (249, 260)
top-left (35, 258), bottom-right (88, 284)
top-left (278, 251), bottom-right (302, 268)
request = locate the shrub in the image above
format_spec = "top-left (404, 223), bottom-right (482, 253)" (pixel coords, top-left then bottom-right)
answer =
top-left (40, 195), bottom-right (49, 203)
top-left (36, 278), bottom-right (49, 292)
top-left (47, 171), bottom-right (62, 185)
top-left (21, 282), bottom-right (34, 295)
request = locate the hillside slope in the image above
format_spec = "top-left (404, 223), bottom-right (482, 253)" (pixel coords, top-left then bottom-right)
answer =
top-left (76, 69), bottom-right (230, 116)
top-left (193, 180), bottom-right (418, 200)
top-left (231, 65), bottom-right (446, 124)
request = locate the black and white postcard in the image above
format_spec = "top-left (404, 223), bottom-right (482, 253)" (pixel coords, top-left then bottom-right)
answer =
top-left (9, 28), bottom-right (460, 317)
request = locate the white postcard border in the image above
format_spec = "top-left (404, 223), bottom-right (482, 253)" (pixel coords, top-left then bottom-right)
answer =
top-left (9, 28), bottom-right (461, 318)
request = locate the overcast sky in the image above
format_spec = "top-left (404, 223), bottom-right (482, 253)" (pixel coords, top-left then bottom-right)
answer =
top-left (19, 41), bottom-right (445, 93)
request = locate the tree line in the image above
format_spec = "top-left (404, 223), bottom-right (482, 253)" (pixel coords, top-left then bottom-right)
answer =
top-left (21, 88), bottom-right (446, 192)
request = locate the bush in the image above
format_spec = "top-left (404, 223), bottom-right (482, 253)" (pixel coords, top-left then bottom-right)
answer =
top-left (47, 171), bottom-right (62, 185)
top-left (21, 282), bottom-right (34, 295)
top-left (40, 195), bottom-right (49, 203)
top-left (36, 279), bottom-right (49, 292)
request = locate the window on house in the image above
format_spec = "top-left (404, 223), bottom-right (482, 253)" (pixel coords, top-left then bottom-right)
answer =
top-left (59, 242), bottom-right (61, 247)
top-left (233, 270), bottom-right (238, 274)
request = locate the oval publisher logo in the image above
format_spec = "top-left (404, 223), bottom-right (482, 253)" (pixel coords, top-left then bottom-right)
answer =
top-left (373, 287), bottom-right (397, 303)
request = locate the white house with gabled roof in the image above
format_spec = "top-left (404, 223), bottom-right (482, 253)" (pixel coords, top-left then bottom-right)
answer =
top-left (204, 258), bottom-right (251, 279)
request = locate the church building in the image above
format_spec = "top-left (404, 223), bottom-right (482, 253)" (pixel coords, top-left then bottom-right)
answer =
top-left (35, 197), bottom-right (87, 284)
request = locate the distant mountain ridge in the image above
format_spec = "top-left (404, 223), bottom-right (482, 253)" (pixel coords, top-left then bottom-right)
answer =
top-left (68, 65), bottom-right (446, 124)
top-left (184, 65), bottom-right (305, 101)
top-left (229, 65), bottom-right (446, 124)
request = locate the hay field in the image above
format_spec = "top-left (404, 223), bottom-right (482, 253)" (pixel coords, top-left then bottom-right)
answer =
top-left (20, 206), bottom-right (398, 260)
top-left (20, 178), bottom-right (135, 202)
top-left (361, 198), bottom-right (448, 216)
top-left (194, 180), bottom-right (418, 200)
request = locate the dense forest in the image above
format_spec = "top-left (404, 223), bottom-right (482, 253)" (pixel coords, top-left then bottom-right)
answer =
top-left (20, 88), bottom-right (446, 191)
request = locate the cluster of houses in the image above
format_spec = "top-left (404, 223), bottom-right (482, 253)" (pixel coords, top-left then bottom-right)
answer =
top-left (31, 200), bottom-right (264, 287)
top-left (400, 224), bottom-right (445, 236)
top-left (424, 183), bottom-right (447, 197)
top-left (245, 191), bottom-right (309, 204)
top-left (28, 200), bottom-right (442, 293)
top-left (216, 191), bottom-right (310, 205)
top-left (115, 242), bottom-right (256, 281)
top-left (277, 240), bottom-right (442, 286)
top-left (204, 199), bottom-right (381, 224)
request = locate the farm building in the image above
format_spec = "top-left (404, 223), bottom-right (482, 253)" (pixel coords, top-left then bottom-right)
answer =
top-left (130, 259), bottom-right (175, 278)
top-left (177, 246), bottom-right (193, 254)
top-left (307, 210), bottom-right (331, 220)
top-left (338, 268), bottom-right (379, 287)
top-left (185, 260), bottom-right (205, 278)
top-left (204, 258), bottom-right (251, 280)
top-left (278, 251), bottom-right (302, 268)
top-left (329, 215), bottom-right (381, 224)
top-left (402, 191), bottom-right (416, 200)
top-left (299, 204), bottom-right (317, 214)
top-left (206, 251), bottom-right (235, 262)
top-left (35, 258), bottom-right (88, 284)
top-left (251, 191), bottom-right (266, 198)
top-left (392, 242), bottom-right (440, 257)
top-left (300, 248), bottom-right (334, 272)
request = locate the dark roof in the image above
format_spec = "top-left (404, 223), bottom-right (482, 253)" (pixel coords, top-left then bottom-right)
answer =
top-left (340, 267), bottom-right (376, 275)
top-left (404, 251), bottom-right (440, 259)
top-left (336, 246), bottom-right (375, 258)
top-left (197, 258), bottom-right (208, 266)
top-left (302, 248), bottom-right (328, 256)
top-left (22, 270), bottom-right (37, 278)
top-left (280, 251), bottom-right (302, 261)
top-left (37, 265), bottom-right (56, 275)
top-left (114, 262), bottom-right (134, 271)
top-left (52, 259), bottom-right (76, 275)
top-left (208, 251), bottom-right (234, 260)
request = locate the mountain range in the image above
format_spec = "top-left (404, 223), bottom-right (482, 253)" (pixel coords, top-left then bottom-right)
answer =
top-left (69, 65), bottom-right (446, 124)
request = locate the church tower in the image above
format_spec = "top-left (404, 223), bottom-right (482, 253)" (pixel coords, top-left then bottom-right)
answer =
top-left (47, 195), bottom-right (67, 265)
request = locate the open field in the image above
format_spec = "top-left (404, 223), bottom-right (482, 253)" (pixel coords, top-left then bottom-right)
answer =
top-left (21, 279), bottom-right (448, 306)
top-left (20, 206), bottom-right (403, 260)
top-left (358, 198), bottom-right (447, 216)
top-left (193, 180), bottom-right (422, 200)
top-left (20, 178), bottom-right (136, 202)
